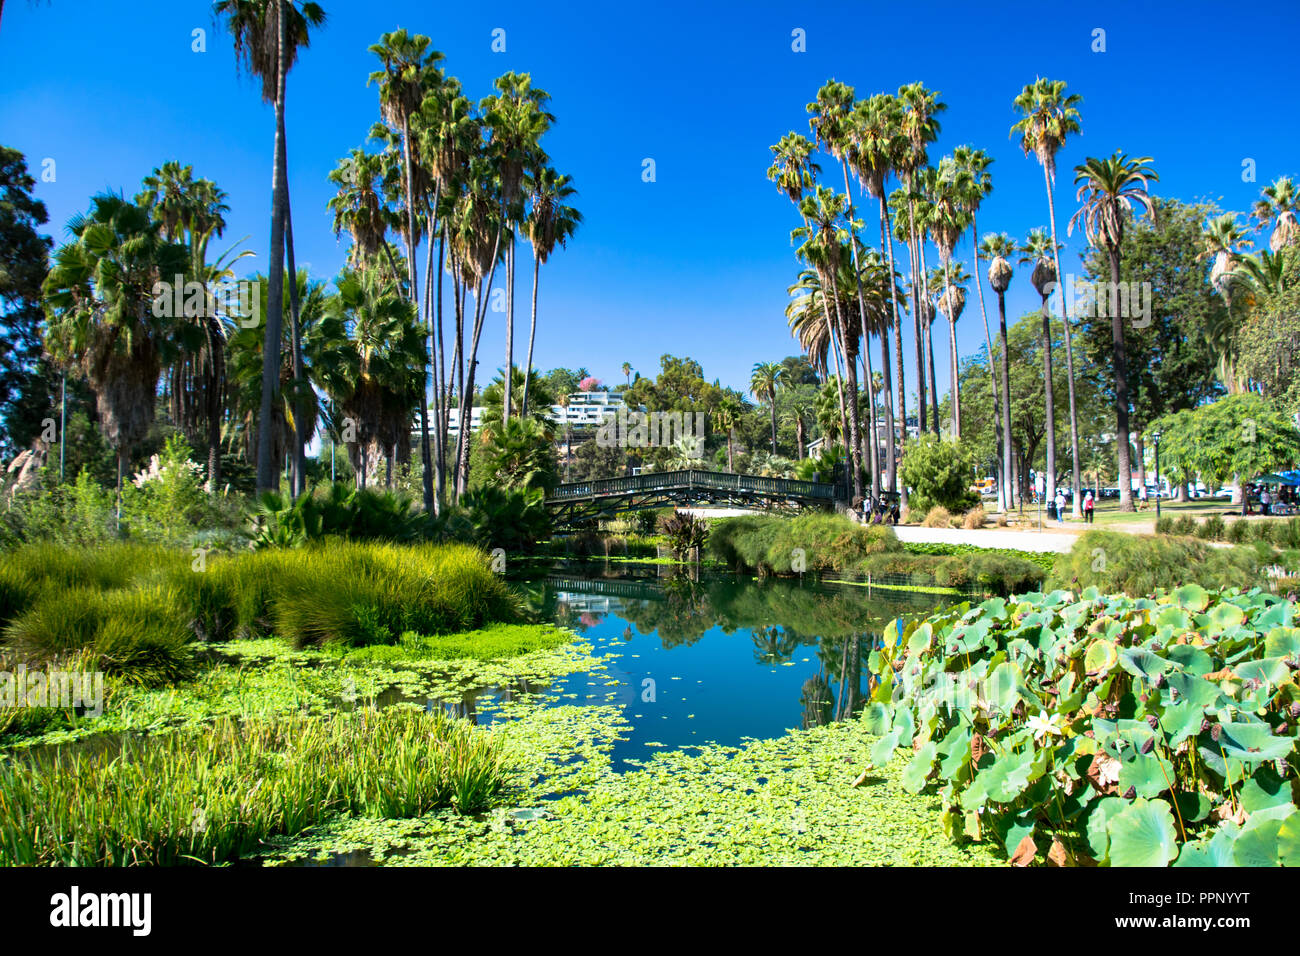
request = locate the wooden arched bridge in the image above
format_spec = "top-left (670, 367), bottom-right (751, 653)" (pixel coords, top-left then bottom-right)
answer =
top-left (545, 469), bottom-right (845, 528)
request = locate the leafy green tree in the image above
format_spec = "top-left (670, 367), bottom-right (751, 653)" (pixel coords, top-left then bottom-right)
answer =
top-left (0, 147), bottom-right (54, 459)
top-left (1150, 394), bottom-right (1300, 502)
top-left (898, 433), bottom-right (978, 514)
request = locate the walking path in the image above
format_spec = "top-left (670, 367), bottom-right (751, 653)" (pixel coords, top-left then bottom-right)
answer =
top-left (892, 525), bottom-right (1079, 554)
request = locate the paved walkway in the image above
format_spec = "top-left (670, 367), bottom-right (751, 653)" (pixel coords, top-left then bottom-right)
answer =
top-left (892, 525), bottom-right (1080, 554)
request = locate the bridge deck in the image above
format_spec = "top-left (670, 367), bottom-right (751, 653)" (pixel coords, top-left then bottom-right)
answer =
top-left (546, 469), bottom-right (843, 526)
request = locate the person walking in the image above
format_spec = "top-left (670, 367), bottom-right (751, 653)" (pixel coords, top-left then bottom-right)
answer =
top-left (1054, 489), bottom-right (1066, 523)
top-left (1083, 490), bottom-right (1095, 524)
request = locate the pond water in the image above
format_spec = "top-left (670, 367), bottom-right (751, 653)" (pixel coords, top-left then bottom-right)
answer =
top-left (458, 562), bottom-right (971, 768)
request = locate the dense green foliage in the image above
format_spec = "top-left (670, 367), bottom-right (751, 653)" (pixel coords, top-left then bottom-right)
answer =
top-left (0, 709), bottom-right (505, 865)
top-left (1050, 531), bottom-right (1260, 595)
top-left (869, 586), bottom-right (1300, 866)
top-left (898, 434), bottom-right (979, 513)
top-left (0, 541), bottom-right (519, 684)
top-left (707, 512), bottom-right (900, 574)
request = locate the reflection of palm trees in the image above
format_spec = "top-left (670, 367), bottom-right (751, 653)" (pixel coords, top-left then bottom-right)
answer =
top-left (801, 675), bottom-right (835, 729)
top-left (752, 625), bottom-right (800, 664)
top-left (817, 632), bottom-right (870, 721)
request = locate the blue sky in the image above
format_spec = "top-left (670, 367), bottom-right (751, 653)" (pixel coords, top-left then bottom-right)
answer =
top-left (2, 0), bottom-right (1297, 403)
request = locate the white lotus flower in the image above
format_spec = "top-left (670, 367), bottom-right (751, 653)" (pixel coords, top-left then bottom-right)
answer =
top-left (1026, 711), bottom-right (1065, 743)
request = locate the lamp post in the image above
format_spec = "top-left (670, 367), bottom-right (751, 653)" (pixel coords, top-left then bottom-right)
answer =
top-left (1153, 430), bottom-right (1162, 520)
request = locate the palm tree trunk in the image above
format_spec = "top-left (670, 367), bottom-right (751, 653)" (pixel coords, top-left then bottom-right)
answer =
top-left (905, 198), bottom-right (926, 434)
top-left (881, 198), bottom-right (906, 502)
top-left (1044, 165), bottom-right (1083, 518)
top-left (769, 399), bottom-right (777, 454)
top-left (503, 233), bottom-right (516, 425)
top-left (255, 0), bottom-right (289, 494)
top-left (1040, 293), bottom-right (1058, 510)
top-left (456, 230), bottom-right (504, 497)
top-left (841, 161), bottom-right (880, 500)
top-left (1109, 247), bottom-right (1135, 512)
top-left (969, 218), bottom-right (1004, 512)
top-left (826, 277), bottom-right (863, 501)
top-left (433, 228), bottom-right (448, 511)
top-left (419, 216), bottom-right (436, 512)
top-left (284, 189), bottom-right (306, 498)
top-left (940, 266), bottom-right (960, 438)
top-left (521, 250), bottom-right (540, 416)
top-left (997, 291), bottom-right (1014, 512)
top-left (918, 239), bottom-right (939, 435)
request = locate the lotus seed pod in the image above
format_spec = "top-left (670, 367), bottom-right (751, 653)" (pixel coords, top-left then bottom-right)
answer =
top-left (1151, 674), bottom-right (1164, 689)
top-left (1146, 715), bottom-right (1159, 730)
top-left (1123, 786), bottom-right (1137, 800)
top-left (1211, 723), bottom-right (1223, 742)
top-left (1290, 702), bottom-right (1300, 718)
top-left (1140, 736), bottom-right (1155, 755)
top-left (1201, 719), bottom-right (1213, 734)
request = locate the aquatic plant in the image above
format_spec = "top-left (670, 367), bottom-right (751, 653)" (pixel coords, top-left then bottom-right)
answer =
top-left (867, 585), bottom-right (1300, 866)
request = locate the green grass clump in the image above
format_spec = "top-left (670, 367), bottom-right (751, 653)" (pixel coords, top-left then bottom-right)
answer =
top-left (0, 709), bottom-right (506, 866)
top-left (707, 512), bottom-right (899, 574)
top-left (1048, 530), bottom-right (1260, 595)
top-left (336, 623), bottom-right (573, 664)
top-left (1195, 514), bottom-right (1226, 540)
top-left (931, 553), bottom-right (1047, 593)
top-left (1225, 519), bottom-right (1251, 544)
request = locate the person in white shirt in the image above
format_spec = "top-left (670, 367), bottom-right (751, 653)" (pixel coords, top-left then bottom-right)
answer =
top-left (1054, 490), bottom-right (1066, 522)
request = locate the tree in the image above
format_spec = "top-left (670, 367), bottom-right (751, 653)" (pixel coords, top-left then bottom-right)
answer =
top-left (898, 433), bottom-right (978, 514)
top-left (1068, 151), bottom-right (1159, 512)
top-left (42, 192), bottom-right (190, 511)
top-left (1011, 77), bottom-right (1084, 517)
top-left (715, 393), bottom-right (742, 471)
top-left (981, 232), bottom-right (1016, 510)
top-left (750, 361), bottom-right (784, 455)
top-left (1019, 227), bottom-right (1062, 508)
top-left (0, 147), bottom-right (54, 460)
top-left (1150, 395), bottom-right (1300, 500)
top-left (520, 166), bottom-right (580, 416)
top-left (1251, 176), bottom-right (1300, 252)
top-left (215, 0), bottom-right (327, 493)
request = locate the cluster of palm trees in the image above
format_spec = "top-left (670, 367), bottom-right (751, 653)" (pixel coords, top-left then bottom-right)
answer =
top-left (770, 77), bottom-right (1172, 514)
top-left (40, 5), bottom-right (581, 517)
top-left (325, 29), bottom-right (580, 512)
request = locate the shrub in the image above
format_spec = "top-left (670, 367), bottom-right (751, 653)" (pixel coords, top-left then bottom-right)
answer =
top-left (1250, 520), bottom-right (1276, 543)
top-left (922, 506), bottom-right (952, 528)
top-left (1276, 517), bottom-right (1300, 550)
top-left (706, 513), bottom-right (900, 574)
top-left (931, 553), bottom-right (1047, 593)
top-left (898, 434), bottom-right (979, 513)
top-left (962, 507), bottom-right (986, 530)
top-left (659, 511), bottom-right (709, 561)
top-left (1048, 530), bottom-right (1260, 595)
top-left (1225, 519), bottom-right (1251, 544)
top-left (0, 709), bottom-right (506, 865)
top-left (868, 586), bottom-right (1300, 867)
top-left (1154, 516), bottom-right (1173, 535)
top-left (1170, 515), bottom-right (1196, 536)
top-left (1197, 515), bottom-right (1226, 540)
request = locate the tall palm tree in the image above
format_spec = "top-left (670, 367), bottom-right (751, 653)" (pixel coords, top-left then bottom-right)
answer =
top-left (1198, 213), bottom-right (1252, 318)
top-left (215, 0), bottom-right (326, 493)
top-left (1068, 151), bottom-right (1159, 513)
top-left (1020, 228), bottom-right (1062, 509)
top-left (897, 82), bottom-right (946, 435)
top-left (980, 232), bottom-right (1017, 511)
top-left (850, 93), bottom-right (907, 495)
top-left (1252, 176), bottom-right (1300, 252)
top-left (927, 157), bottom-right (971, 436)
top-left (42, 193), bottom-right (190, 512)
top-left (482, 72), bottom-right (552, 427)
top-left (716, 394), bottom-right (743, 472)
top-left (750, 362), bottom-right (784, 455)
top-left (1011, 77), bottom-right (1083, 516)
top-left (520, 166), bottom-right (581, 416)
top-left (621, 362), bottom-right (632, 388)
top-left (810, 79), bottom-right (880, 498)
top-left (934, 261), bottom-right (970, 437)
top-left (954, 145), bottom-right (1003, 507)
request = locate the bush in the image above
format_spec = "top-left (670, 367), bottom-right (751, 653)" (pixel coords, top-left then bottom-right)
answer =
top-left (1170, 515), bottom-right (1196, 536)
top-left (1048, 530), bottom-right (1260, 595)
top-left (1251, 519), bottom-right (1276, 543)
top-left (706, 513), bottom-right (900, 574)
top-left (962, 506), bottom-right (986, 530)
top-left (931, 553), bottom-right (1047, 593)
top-left (659, 511), bottom-right (709, 561)
top-left (1225, 519), bottom-right (1251, 544)
top-left (921, 506), bottom-right (952, 528)
top-left (1196, 515), bottom-right (1226, 540)
top-left (898, 434), bottom-right (979, 513)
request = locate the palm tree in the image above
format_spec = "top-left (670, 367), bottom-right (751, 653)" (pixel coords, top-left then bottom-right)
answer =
top-left (557, 391), bottom-right (572, 481)
top-left (716, 394), bottom-right (743, 471)
top-left (481, 72), bottom-right (552, 427)
top-left (1020, 227), bottom-right (1062, 509)
top-left (622, 362), bottom-right (632, 388)
top-left (42, 192), bottom-right (190, 512)
top-left (520, 166), bottom-right (581, 416)
top-left (1199, 212), bottom-right (1254, 317)
top-left (927, 157), bottom-right (971, 436)
top-left (1252, 176), bottom-right (1299, 252)
top-left (1068, 151), bottom-right (1159, 513)
top-left (215, 0), bottom-right (326, 493)
top-left (955, 145), bottom-right (1004, 508)
top-left (980, 232), bottom-right (1017, 511)
top-left (750, 362), bottom-right (784, 454)
top-left (810, 79), bottom-right (880, 498)
top-left (1012, 77), bottom-right (1083, 517)
top-left (897, 82), bottom-right (946, 435)
top-left (934, 261), bottom-right (970, 437)
top-left (850, 93), bottom-right (907, 494)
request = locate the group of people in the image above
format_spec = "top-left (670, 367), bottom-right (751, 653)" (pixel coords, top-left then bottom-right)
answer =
top-left (1047, 488), bottom-right (1096, 523)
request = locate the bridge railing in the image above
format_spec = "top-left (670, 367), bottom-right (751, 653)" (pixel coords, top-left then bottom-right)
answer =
top-left (547, 469), bottom-right (838, 502)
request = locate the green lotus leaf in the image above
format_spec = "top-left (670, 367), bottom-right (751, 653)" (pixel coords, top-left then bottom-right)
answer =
top-left (1265, 627), bottom-right (1300, 661)
top-left (1164, 644), bottom-right (1213, 675)
top-left (1205, 602), bottom-right (1246, 633)
top-left (1106, 798), bottom-right (1179, 867)
top-left (1173, 584), bottom-right (1211, 613)
top-left (1164, 670), bottom-right (1221, 708)
top-left (1118, 646), bottom-right (1171, 681)
top-left (1084, 639), bottom-right (1119, 675)
top-left (870, 729), bottom-right (901, 767)
top-left (901, 741), bottom-right (938, 794)
top-left (1220, 721), bottom-right (1293, 764)
top-left (1174, 824), bottom-right (1239, 867)
top-left (1118, 751), bottom-right (1176, 800)
top-left (1233, 657), bottom-right (1290, 689)
top-left (1277, 811), bottom-right (1300, 867)
top-left (1232, 817), bottom-right (1283, 867)
top-left (861, 702), bottom-right (892, 736)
